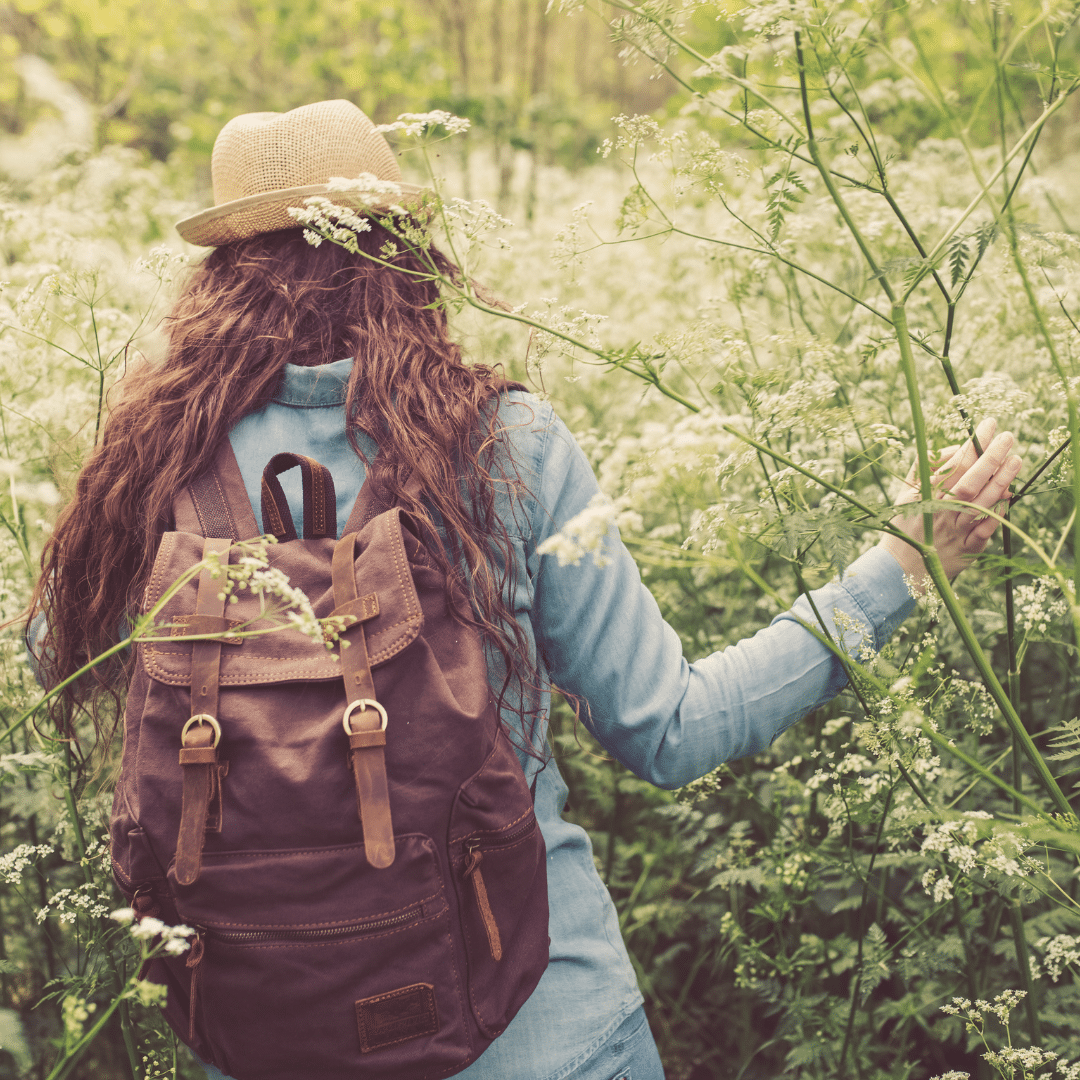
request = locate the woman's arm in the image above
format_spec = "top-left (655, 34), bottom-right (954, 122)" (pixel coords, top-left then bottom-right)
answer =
top-left (526, 404), bottom-right (1016, 790)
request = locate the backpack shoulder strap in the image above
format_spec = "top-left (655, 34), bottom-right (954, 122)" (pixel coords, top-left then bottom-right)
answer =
top-left (173, 438), bottom-right (262, 540)
top-left (341, 470), bottom-right (421, 537)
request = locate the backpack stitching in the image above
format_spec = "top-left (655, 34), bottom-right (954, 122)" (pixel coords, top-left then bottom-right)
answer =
top-left (213, 905), bottom-right (448, 950)
top-left (145, 533), bottom-right (176, 611)
top-left (193, 889), bottom-right (441, 929)
top-left (444, 926), bottom-right (474, 1061)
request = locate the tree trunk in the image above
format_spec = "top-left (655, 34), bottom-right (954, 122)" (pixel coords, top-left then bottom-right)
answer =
top-left (448, 0), bottom-right (472, 199)
top-left (524, 0), bottom-right (550, 220)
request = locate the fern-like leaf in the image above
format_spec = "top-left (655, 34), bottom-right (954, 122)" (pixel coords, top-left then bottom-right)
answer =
top-left (975, 221), bottom-right (998, 263)
top-left (1045, 718), bottom-right (1080, 765)
top-left (949, 235), bottom-right (969, 288)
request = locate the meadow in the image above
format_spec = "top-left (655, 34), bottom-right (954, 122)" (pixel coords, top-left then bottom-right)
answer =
top-left (2, 1), bottom-right (1080, 1078)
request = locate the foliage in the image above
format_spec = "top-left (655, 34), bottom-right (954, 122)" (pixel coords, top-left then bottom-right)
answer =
top-left (4, 1), bottom-right (1080, 1078)
top-left (0, 0), bottom-right (670, 184)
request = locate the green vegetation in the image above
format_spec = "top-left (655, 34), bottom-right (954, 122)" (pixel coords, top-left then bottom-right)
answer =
top-left (2, 1), bottom-right (1080, 1077)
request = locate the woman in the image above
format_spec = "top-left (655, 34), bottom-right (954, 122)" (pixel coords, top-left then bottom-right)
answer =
top-left (32, 101), bottom-right (1020, 1080)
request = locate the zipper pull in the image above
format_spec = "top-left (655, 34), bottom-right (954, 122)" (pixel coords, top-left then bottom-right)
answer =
top-left (463, 844), bottom-right (502, 963)
top-left (464, 843), bottom-right (482, 878)
top-left (185, 930), bottom-right (205, 1043)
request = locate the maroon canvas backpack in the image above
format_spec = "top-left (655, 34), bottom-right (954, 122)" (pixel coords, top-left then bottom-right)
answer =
top-left (109, 440), bottom-right (549, 1080)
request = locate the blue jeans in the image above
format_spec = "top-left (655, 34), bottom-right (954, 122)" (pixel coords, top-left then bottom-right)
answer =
top-left (198, 1004), bottom-right (664, 1080)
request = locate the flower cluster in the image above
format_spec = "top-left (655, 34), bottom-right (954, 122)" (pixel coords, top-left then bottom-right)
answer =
top-left (37, 881), bottom-right (112, 925)
top-left (0, 841), bottom-right (52, 884)
top-left (204, 543), bottom-right (327, 650)
top-left (375, 110), bottom-right (470, 138)
top-left (935, 991), bottom-right (1080, 1080)
top-left (1032, 934), bottom-right (1080, 983)
top-left (598, 114), bottom-right (688, 160)
top-left (111, 907), bottom-right (196, 956)
top-left (1014, 576), bottom-right (1069, 637)
top-left (918, 814), bottom-right (1035, 901)
top-left (287, 195), bottom-right (375, 253)
top-left (537, 493), bottom-right (642, 567)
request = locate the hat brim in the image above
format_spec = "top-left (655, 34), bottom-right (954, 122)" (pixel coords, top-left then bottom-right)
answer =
top-left (175, 182), bottom-right (430, 247)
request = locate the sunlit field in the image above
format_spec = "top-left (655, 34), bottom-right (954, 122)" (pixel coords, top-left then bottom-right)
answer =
top-left (3, 2), bottom-right (1080, 1078)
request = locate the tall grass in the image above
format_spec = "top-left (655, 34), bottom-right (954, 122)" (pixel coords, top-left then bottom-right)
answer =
top-left (4, 1), bottom-right (1080, 1076)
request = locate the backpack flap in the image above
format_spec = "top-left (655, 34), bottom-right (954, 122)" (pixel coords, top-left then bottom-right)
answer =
top-left (140, 511), bottom-right (424, 688)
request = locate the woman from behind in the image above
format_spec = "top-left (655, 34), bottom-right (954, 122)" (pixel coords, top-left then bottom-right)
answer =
top-left (30, 101), bottom-right (1022, 1080)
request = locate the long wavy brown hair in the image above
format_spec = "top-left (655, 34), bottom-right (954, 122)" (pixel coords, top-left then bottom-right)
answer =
top-left (30, 225), bottom-right (539, 751)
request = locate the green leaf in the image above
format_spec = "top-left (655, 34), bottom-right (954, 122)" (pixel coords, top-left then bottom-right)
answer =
top-left (949, 235), bottom-right (968, 288)
top-left (1045, 718), bottom-right (1080, 764)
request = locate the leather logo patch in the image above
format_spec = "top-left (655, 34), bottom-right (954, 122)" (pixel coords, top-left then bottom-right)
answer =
top-left (355, 982), bottom-right (438, 1053)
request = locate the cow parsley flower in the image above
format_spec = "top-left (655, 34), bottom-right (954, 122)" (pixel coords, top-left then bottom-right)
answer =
top-left (375, 111), bottom-right (470, 137)
top-left (538, 493), bottom-right (641, 567)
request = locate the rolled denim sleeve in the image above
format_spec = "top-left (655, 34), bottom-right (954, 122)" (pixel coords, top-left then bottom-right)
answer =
top-left (528, 405), bottom-right (916, 789)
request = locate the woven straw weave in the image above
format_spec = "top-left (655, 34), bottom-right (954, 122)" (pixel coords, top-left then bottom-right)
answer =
top-left (176, 100), bottom-right (424, 247)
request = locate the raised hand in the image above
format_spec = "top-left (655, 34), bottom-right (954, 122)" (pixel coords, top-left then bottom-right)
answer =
top-left (878, 418), bottom-right (1023, 593)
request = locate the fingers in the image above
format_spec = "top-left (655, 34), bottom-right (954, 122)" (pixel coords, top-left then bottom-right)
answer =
top-left (963, 453), bottom-right (1022, 549)
top-left (898, 433), bottom-right (974, 497)
top-left (948, 429), bottom-right (1014, 505)
top-left (937, 418), bottom-right (998, 491)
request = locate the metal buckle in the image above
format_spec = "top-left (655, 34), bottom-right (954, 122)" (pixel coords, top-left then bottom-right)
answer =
top-left (342, 699), bottom-right (388, 735)
top-left (182, 713), bottom-right (222, 748)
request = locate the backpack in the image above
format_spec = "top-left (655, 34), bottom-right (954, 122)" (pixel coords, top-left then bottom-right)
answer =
top-left (109, 438), bottom-right (550, 1080)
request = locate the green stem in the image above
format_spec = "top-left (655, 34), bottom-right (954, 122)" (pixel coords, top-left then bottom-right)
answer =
top-left (902, 84), bottom-right (1079, 303)
top-left (838, 783), bottom-right (895, 1076)
top-left (46, 989), bottom-right (131, 1080)
top-left (919, 724), bottom-right (1046, 818)
top-left (921, 553), bottom-right (1072, 817)
top-left (61, 746), bottom-right (139, 1079)
top-left (1003, 517), bottom-right (1023, 817)
top-left (1003, 207), bottom-right (1080, 634)
top-left (892, 305), bottom-right (935, 543)
top-left (456, 295), bottom-right (702, 412)
top-left (892, 293), bottom-right (1070, 813)
top-left (1008, 899), bottom-right (1041, 1044)
top-left (793, 31), bottom-right (895, 304)
top-left (0, 636), bottom-right (134, 743)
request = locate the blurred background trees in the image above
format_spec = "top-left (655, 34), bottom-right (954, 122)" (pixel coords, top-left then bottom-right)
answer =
top-left (3, 4), bottom-right (1080, 1078)
top-left (3, 0), bottom-right (1076, 215)
top-left (0, 0), bottom-right (677, 212)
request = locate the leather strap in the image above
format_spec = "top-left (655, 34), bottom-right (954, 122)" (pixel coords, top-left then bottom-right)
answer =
top-left (332, 533), bottom-right (394, 869)
top-left (343, 470), bottom-right (422, 537)
top-left (464, 848), bottom-right (503, 961)
top-left (260, 453), bottom-right (337, 541)
top-left (186, 931), bottom-right (205, 1042)
top-left (169, 614), bottom-right (243, 641)
top-left (174, 537), bottom-right (231, 887)
top-left (174, 439), bottom-right (261, 540)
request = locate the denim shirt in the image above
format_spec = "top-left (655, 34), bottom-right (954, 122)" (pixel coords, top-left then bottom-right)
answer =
top-left (224, 359), bottom-right (916, 1079)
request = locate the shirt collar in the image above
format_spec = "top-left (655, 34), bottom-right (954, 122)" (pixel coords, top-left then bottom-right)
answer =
top-left (272, 357), bottom-right (354, 406)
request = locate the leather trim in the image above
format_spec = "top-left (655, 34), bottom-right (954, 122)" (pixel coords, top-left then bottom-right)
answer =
top-left (355, 983), bottom-right (439, 1053)
top-left (140, 510), bottom-right (423, 687)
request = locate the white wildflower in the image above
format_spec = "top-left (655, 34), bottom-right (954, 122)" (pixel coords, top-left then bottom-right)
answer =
top-left (1035, 934), bottom-right (1080, 982)
top-left (0, 843), bottom-right (52, 884)
top-left (374, 111), bottom-right (470, 137)
top-left (538, 494), bottom-right (641, 568)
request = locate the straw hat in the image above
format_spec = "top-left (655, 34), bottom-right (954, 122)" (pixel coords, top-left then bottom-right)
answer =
top-left (175, 100), bottom-right (426, 247)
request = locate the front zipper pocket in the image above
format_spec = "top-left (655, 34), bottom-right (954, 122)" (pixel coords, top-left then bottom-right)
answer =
top-left (168, 834), bottom-right (471, 1080)
top-left (450, 807), bottom-right (547, 1039)
top-left (207, 902), bottom-right (425, 944)
top-left (460, 814), bottom-right (540, 963)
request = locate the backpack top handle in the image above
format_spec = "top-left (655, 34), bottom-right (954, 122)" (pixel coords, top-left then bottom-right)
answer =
top-left (260, 453), bottom-right (337, 541)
